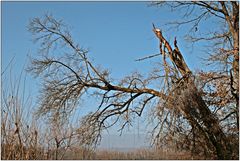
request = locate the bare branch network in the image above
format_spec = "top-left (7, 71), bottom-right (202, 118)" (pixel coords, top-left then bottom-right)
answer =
top-left (26, 1), bottom-right (239, 159)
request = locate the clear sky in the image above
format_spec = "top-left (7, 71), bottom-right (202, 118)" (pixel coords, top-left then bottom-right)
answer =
top-left (2, 1), bottom-right (216, 149)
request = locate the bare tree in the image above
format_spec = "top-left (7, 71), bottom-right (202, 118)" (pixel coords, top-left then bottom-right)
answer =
top-left (27, 14), bottom-right (167, 146)
top-left (149, 1), bottom-right (239, 158)
top-left (27, 2), bottom-right (238, 158)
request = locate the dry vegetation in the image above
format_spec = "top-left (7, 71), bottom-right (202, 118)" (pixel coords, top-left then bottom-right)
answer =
top-left (94, 149), bottom-right (195, 160)
top-left (2, 1), bottom-right (239, 160)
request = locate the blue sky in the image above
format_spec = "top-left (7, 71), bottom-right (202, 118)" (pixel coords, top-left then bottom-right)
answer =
top-left (2, 1), bottom-right (210, 76)
top-left (2, 1), bottom-right (216, 149)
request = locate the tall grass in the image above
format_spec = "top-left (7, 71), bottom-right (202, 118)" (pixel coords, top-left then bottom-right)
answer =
top-left (1, 64), bottom-right (94, 160)
top-left (1, 65), bottom-right (44, 159)
top-left (58, 147), bottom-right (204, 160)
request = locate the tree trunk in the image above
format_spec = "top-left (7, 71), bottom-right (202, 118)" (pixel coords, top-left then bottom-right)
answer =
top-left (179, 82), bottom-right (232, 159)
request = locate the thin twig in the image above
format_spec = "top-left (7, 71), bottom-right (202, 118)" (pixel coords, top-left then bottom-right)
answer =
top-left (135, 53), bottom-right (162, 61)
